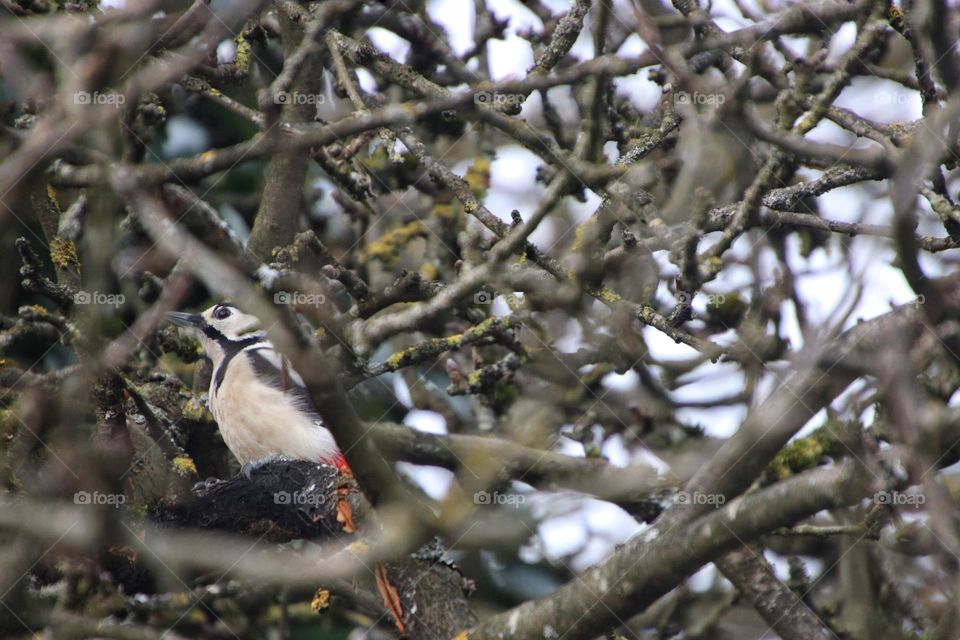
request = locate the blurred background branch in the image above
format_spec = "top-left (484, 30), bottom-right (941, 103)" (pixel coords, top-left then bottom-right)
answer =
top-left (2, 0), bottom-right (960, 638)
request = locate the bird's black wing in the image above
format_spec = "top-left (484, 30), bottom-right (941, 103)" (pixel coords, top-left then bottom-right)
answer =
top-left (243, 345), bottom-right (324, 423)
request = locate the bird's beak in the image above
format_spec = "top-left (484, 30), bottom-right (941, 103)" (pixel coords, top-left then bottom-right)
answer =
top-left (166, 312), bottom-right (203, 329)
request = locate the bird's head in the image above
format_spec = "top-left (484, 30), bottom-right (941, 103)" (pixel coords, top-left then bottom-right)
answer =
top-left (167, 303), bottom-right (263, 364)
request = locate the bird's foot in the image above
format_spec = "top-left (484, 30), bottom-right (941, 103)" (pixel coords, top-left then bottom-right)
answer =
top-left (241, 455), bottom-right (291, 480)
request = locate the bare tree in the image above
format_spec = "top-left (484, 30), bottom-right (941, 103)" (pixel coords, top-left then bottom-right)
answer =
top-left (0, 0), bottom-right (958, 638)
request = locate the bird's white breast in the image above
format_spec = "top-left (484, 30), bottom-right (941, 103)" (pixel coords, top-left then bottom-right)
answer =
top-left (209, 352), bottom-right (339, 465)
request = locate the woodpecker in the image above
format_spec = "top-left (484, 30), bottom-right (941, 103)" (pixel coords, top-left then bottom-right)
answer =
top-left (167, 303), bottom-right (349, 474)
top-left (167, 304), bottom-right (411, 634)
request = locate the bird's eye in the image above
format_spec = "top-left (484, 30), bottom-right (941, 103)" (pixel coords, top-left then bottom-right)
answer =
top-left (214, 306), bottom-right (231, 320)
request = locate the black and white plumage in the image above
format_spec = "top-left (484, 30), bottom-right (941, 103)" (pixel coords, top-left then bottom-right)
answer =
top-left (167, 303), bottom-right (346, 471)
